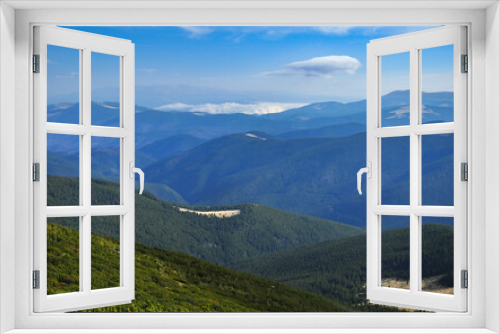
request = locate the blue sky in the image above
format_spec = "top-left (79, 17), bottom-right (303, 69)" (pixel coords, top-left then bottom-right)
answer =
top-left (48, 26), bottom-right (453, 113)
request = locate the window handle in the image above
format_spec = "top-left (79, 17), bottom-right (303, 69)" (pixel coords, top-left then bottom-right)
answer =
top-left (357, 162), bottom-right (372, 195)
top-left (129, 161), bottom-right (145, 195)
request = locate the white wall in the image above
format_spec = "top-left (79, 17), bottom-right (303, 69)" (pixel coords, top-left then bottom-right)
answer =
top-left (0, 2), bottom-right (16, 333)
top-left (3, 4), bottom-right (494, 332)
top-left (486, 2), bottom-right (500, 333)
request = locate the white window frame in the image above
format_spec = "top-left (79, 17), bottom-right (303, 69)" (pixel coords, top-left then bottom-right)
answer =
top-left (0, 2), bottom-right (499, 333)
top-left (366, 26), bottom-right (468, 312)
top-left (33, 26), bottom-right (136, 313)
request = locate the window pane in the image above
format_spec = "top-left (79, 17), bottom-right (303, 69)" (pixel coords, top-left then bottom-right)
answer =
top-left (47, 45), bottom-right (80, 124)
top-left (421, 45), bottom-right (454, 124)
top-left (91, 216), bottom-right (121, 290)
top-left (380, 52), bottom-right (410, 127)
top-left (421, 134), bottom-right (454, 206)
top-left (91, 52), bottom-right (120, 127)
top-left (47, 133), bottom-right (80, 206)
top-left (47, 217), bottom-right (80, 295)
top-left (421, 217), bottom-right (454, 295)
top-left (381, 215), bottom-right (410, 290)
top-left (381, 136), bottom-right (410, 205)
top-left (91, 137), bottom-right (121, 206)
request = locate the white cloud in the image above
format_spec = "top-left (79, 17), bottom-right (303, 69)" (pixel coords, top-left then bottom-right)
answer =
top-left (157, 102), bottom-right (193, 110)
top-left (156, 102), bottom-right (306, 115)
top-left (262, 55), bottom-right (362, 78)
top-left (179, 26), bottom-right (214, 38)
top-left (313, 26), bottom-right (352, 35)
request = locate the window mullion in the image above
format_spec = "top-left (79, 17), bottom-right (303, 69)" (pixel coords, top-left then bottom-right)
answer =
top-left (409, 47), bottom-right (420, 294)
top-left (78, 49), bottom-right (84, 293)
top-left (82, 48), bottom-right (92, 294)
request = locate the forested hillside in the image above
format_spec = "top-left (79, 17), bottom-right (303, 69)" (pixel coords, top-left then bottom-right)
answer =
top-left (47, 223), bottom-right (351, 312)
top-left (46, 179), bottom-right (454, 312)
top-left (48, 176), bottom-right (363, 265)
top-left (233, 224), bottom-right (454, 308)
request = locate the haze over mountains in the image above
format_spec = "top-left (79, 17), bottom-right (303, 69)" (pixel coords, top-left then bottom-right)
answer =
top-left (47, 90), bottom-right (454, 229)
top-left (47, 90), bottom-right (452, 149)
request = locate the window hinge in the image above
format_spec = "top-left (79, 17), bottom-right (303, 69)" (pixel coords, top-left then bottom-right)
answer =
top-left (33, 270), bottom-right (40, 289)
top-left (461, 162), bottom-right (468, 182)
top-left (461, 270), bottom-right (468, 289)
top-left (461, 54), bottom-right (468, 73)
top-left (33, 163), bottom-right (40, 182)
top-left (33, 54), bottom-right (40, 73)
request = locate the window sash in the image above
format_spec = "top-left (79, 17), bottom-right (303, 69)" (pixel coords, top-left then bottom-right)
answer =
top-left (366, 26), bottom-right (468, 312)
top-left (32, 25), bottom-right (136, 313)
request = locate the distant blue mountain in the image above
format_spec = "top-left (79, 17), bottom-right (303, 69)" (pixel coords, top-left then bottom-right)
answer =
top-left (380, 90), bottom-right (454, 126)
top-left (136, 134), bottom-right (205, 168)
top-left (144, 131), bottom-right (453, 229)
top-left (47, 90), bottom-right (454, 228)
top-left (46, 90), bottom-right (454, 153)
top-left (47, 147), bottom-right (186, 203)
top-left (277, 123), bottom-right (366, 140)
top-left (263, 90), bottom-right (453, 126)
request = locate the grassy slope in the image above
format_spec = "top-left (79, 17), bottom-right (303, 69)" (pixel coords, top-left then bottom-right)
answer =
top-left (48, 223), bottom-right (350, 312)
top-left (48, 175), bottom-right (363, 265)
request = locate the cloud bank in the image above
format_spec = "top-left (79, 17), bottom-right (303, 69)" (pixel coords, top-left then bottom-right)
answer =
top-left (262, 55), bottom-right (362, 78)
top-left (156, 102), bottom-right (306, 115)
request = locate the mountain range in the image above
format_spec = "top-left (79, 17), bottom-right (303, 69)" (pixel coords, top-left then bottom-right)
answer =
top-left (45, 90), bottom-right (456, 312)
top-left (46, 90), bottom-right (454, 228)
top-left (142, 131), bottom-right (452, 228)
top-left (47, 90), bottom-right (453, 151)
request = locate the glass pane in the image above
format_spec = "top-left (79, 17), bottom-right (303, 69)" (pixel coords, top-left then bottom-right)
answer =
top-left (47, 217), bottom-right (80, 295)
top-left (421, 45), bottom-right (454, 124)
top-left (91, 52), bottom-right (121, 127)
top-left (47, 45), bottom-right (80, 124)
top-left (381, 136), bottom-right (410, 205)
top-left (421, 217), bottom-right (454, 295)
top-left (421, 134), bottom-right (454, 206)
top-left (91, 137), bottom-right (120, 206)
top-left (381, 215), bottom-right (410, 290)
top-left (380, 52), bottom-right (410, 127)
top-left (47, 133), bottom-right (80, 206)
top-left (91, 216), bottom-right (120, 290)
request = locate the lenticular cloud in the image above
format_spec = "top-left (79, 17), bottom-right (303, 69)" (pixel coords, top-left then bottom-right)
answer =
top-left (262, 55), bottom-right (361, 77)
